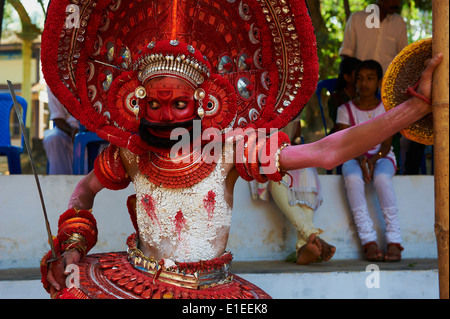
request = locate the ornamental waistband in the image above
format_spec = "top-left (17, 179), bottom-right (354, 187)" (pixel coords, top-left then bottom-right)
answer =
top-left (126, 233), bottom-right (233, 290)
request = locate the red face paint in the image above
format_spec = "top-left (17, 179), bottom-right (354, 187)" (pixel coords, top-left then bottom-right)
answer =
top-left (143, 77), bottom-right (196, 139)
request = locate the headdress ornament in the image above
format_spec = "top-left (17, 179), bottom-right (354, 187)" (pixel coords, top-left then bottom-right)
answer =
top-left (134, 41), bottom-right (211, 87)
top-left (42, 0), bottom-right (319, 154)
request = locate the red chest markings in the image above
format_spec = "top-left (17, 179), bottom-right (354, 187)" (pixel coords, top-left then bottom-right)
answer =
top-left (141, 194), bottom-right (160, 227)
top-left (203, 190), bottom-right (216, 220)
top-left (174, 210), bottom-right (186, 240)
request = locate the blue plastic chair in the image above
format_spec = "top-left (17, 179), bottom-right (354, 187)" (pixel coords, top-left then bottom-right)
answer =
top-left (0, 93), bottom-right (28, 174)
top-left (315, 78), bottom-right (338, 136)
top-left (315, 79), bottom-right (339, 174)
top-left (72, 124), bottom-right (108, 174)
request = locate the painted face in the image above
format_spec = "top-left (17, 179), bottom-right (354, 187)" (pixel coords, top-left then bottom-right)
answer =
top-left (144, 77), bottom-right (195, 121)
top-left (355, 68), bottom-right (381, 98)
top-left (138, 76), bottom-right (198, 148)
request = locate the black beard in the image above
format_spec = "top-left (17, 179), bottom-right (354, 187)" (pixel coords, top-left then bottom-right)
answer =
top-left (138, 117), bottom-right (200, 150)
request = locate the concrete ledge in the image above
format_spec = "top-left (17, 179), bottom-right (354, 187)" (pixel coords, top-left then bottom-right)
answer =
top-left (0, 268), bottom-right (41, 281)
top-left (238, 270), bottom-right (439, 299)
top-left (0, 259), bottom-right (439, 299)
top-left (0, 258), bottom-right (437, 280)
top-left (0, 280), bottom-right (50, 299)
top-left (231, 258), bottom-right (438, 274)
top-left (231, 259), bottom-right (439, 299)
top-left (0, 174), bottom-right (437, 269)
top-left (232, 258), bottom-right (439, 299)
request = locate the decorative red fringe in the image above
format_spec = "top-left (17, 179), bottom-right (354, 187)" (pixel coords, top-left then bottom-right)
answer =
top-left (235, 130), bottom-right (290, 183)
top-left (259, 131), bottom-right (291, 182)
top-left (93, 144), bottom-right (132, 190)
top-left (248, 0), bottom-right (319, 131)
top-left (57, 208), bottom-right (98, 257)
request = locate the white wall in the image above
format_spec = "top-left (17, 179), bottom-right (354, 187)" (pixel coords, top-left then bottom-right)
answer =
top-left (0, 174), bottom-right (437, 269)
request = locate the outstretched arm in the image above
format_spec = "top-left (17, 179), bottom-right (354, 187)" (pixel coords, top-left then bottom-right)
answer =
top-left (279, 53), bottom-right (443, 171)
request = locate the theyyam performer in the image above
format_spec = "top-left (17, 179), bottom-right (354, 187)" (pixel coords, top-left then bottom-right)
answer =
top-left (40, 0), bottom-right (442, 299)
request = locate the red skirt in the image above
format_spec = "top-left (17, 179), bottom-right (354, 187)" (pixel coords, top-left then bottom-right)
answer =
top-left (58, 252), bottom-right (271, 299)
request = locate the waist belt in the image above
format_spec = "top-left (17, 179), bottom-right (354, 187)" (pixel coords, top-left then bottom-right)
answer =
top-left (126, 233), bottom-right (233, 289)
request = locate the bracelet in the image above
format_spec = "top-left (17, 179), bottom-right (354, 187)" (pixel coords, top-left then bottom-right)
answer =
top-left (245, 131), bottom-right (268, 183)
top-left (235, 134), bottom-right (254, 181)
top-left (61, 233), bottom-right (88, 256)
top-left (259, 130), bottom-right (291, 182)
top-left (275, 143), bottom-right (290, 173)
top-left (407, 79), bottom-right (431, 105)
top-left (57, 208), bottom-right (98, 258)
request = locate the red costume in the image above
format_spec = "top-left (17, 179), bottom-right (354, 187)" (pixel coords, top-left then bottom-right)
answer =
top-left (40, 0), bottom-right (319, 299)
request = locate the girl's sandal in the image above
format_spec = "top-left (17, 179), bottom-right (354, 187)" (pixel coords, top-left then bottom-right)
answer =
top-left (363, 241), bottom-right (384, 261)
top-left (384, 243), bottom-right (404, 262)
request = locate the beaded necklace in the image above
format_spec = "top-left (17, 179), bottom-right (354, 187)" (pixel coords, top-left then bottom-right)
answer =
top-left (137, 147), bottom-right (218, 188)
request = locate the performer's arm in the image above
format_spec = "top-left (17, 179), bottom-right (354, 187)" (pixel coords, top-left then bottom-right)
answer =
top-left (53, 118), bottom-right (79, 141)
top-left (279, 53), bottom-right (443, 171)
top-left (45, 145), bottom-right (130, 296)
top-left (46, 172), bottom-right (103, 295)
top-left (68, 171), bottom-right (104, 210)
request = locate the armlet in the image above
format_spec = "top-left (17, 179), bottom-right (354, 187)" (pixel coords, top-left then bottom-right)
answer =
top-left (94, 144), bottom-right (131, 190)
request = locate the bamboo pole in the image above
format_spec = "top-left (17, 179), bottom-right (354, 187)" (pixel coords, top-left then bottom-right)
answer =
top-left (432, 0), bottom-right (449, 299)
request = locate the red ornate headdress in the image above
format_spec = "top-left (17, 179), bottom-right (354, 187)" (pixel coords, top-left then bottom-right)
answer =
top-left (41, 0), bottom-right (319, 155)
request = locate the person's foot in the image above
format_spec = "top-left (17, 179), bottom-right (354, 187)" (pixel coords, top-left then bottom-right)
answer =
top-left (384, 243), bottom-right (403, 262)
top-left (363, 241), bottom-right (384, 261)
top-left (318, 238), bottom-right (336, 262)
top-left (296, 234), bottom-right (322, 265)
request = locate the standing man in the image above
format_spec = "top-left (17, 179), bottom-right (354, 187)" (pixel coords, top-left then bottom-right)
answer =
top-left (339, 0), bottom-right (408, 74)
top-left (43, 88), bottom-right (79, 175)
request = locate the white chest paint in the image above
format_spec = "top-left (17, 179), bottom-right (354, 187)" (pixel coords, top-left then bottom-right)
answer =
top-left (132, 156), bottom-right (232, 262)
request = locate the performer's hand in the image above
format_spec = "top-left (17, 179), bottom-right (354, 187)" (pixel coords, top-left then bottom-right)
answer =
top-left (47, 250), bottom-right (81, 295)
top-left (415, 52), bottom-right (444, 109)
